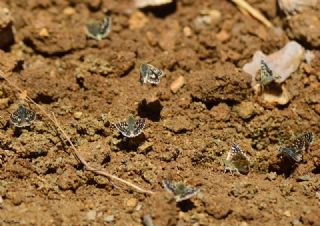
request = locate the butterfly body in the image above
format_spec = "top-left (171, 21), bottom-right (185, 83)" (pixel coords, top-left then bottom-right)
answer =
top-left (10, 105), bottom-right (36, 127)
top-left (86, 14), bottom-right (112, 40)
top-left (114, 116), bottom-right (145, 138)
top-left (279, 132), bottom-right (314, 163)
top-left (224, 143), bottom-right (250, 175)
top-left (140, 64), bottom-right (164, 85)
top-left (257, 60), bottom-right (281, 87)
top-left (162, 180), bottom-right (199, 202)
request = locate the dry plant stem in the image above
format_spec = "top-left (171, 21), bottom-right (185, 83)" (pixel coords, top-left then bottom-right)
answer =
top-left (231, 0), bottom-right (273, 28)
top-left (0, 70), bottom-right (154, 195)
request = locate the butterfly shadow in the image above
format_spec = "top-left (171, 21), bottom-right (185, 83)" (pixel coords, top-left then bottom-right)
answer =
top-left (140, 2), bottom-right (177, 18)
top-left (269, 154), bottom-right (298, 177)
top-left (177, 199), bottom-right (196, 212)
top-left (138, 99), bottom-right (163, 122)
top-left (115, 134), bottom-right (146, 152)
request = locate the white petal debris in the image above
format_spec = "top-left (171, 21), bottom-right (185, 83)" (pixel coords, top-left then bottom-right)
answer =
top-left (135, 0), bottom-right (173, 8)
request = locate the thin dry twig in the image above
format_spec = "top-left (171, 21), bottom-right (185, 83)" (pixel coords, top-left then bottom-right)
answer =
top-left (231, 0), bottom-right (273, 28)
top-left (0, 70), bottom-right (154, 195)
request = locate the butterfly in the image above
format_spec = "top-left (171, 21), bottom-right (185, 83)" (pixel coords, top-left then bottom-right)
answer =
top-left (162, 180), bottom-right (200, 202)
top-left (86, 14), bottom-right (112, 40)
top-left (140, 63), bottom-right (164, 85)
top-left (258, 60), bottom-right (281, 87)
top-left (279, 132), bottom-right (314, 163)
top-left (10, 105), bottom-right (36, 127)
top-left (114, 115), bottom-right (145, 138)
top-left (224, 143), bottom-right (250, 175)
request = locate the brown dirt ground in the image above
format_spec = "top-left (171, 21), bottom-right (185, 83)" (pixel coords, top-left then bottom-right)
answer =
top-left (0, 0), bottom-right (320, 225)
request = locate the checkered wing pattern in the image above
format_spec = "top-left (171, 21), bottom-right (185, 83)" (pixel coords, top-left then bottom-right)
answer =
top-left (140, 64), bottom-right (163, 85)
top-left (114, 118), bottom-right (145, 138)
top-left (226, 143), bottom-right (250, 174)
top-left (10, 105), bottom-right (36, 127)
top-left (280, 132), bottom-right (314, 163)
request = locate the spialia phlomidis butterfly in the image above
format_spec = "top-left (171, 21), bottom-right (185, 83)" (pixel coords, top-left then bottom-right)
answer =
top-left (224, 143), bottom-right (250, 175)
top-left (114, 115), bottom-right (145, 138)
top-left (140, 63), bottom-right (164, 85)
top-left (279, 132), bottom-right (314, 163)
top-left (10, 105), bottom-right (36, 128)
top-left (162, 180), bottom-right (200, 202)
top-left (86, 13), bottom-right (111, 40)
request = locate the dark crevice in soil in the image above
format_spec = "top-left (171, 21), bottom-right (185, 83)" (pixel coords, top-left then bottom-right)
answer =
top-left (191, 96), bottom-right (238, 110)
top-left (33, 93), bottom-right (57, 104)
top-left (140, 2), bottom-right (177, 18)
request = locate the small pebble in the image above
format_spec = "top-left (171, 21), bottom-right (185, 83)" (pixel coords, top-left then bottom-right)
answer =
top-left (63, 7), bottom-right (76, 15)
top-left (216, 30), bottom-right (230, 42)
top-left (170, 76), bottom-right (185, 93)
top-left (283, 210), bottom-right (291, 217)
top-left (126, 198), bottom-right (138, 208)
top-left (138, 142), bottom-right (154, 153)
top-left (104, 215), bottom-right (114, 223)
top-left (183, 26), bottom-right (192, 37)
top-left (129, 11), bottom-right (148, 30)
top-left (86, 210), bottom-right (97, 221)
top-left (234, 101), bottom-right (256, 119)
top-left (74, 111), bottom-right (83, 119)
top-left (39, 28), bottom-right (49, 37)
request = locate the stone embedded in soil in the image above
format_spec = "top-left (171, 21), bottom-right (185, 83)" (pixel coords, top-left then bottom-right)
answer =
top-left (163, 116), bottom-right (195, 133)
top-left (0, 7), bottom-right (14, 49)
top-left (189, 64), bottom-right (251, 104)
top-left (193, 9), bottom-right (221, 32)
top-left (126, 198), bottom-right (138, 208)
top-left (210, 103), bottom-right (231, 121)
top-left (170, 76), bottom-right (185, 93)
top-left (159, 20), bottom-right (179, 51)
top-left (86, 210), bottom-right (97, 221)
top-left (233, 101), bottom-right (257, 120)
top-left (73, 111), bottom-right (83, 119)
top-left (25, 23), bottom-right (86, 55)
top-left (144, 192), bottom-right (178, 226)
top-left (286, 12), bottom-right (320, 48)
top-left (129, 11), bottom-right (149, 30)
top-left (0, 49), bottom-right (22, 73)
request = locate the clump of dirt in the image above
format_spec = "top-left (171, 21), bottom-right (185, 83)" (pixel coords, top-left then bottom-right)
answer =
top-left (0, 0), bottom-right (319, 225)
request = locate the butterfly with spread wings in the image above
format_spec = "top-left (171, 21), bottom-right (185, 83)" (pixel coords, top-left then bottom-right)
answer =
top-left (114, 115), bottom-right (145, 138)
top-left (140, 63), bottom-right (164, 85)
top-left (10, 105), bottom-right (36, 128)
top-left (162, 180), bottom-right (200, 202)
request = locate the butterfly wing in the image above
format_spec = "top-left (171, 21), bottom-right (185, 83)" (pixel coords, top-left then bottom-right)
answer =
top-left (260, 60), bottom-right (274, 85)
top-left (114, 121), bottom-right (132, 137)
top-left (162, 180), bottom-right (199, 202)
top-left (132, 118), bottom-right (145, 137)
top-left (147, 66), bottom-right (163, 84)
top-left (140, 64), bottom-right (150, 85)
top-left (227, 144), bottom-right (250, 174)
top-left (279, 146), bottom-right (302, 163)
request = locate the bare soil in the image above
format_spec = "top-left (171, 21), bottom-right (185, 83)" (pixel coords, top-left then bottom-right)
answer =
top-left (0, 0), bottom-right (319, 225)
